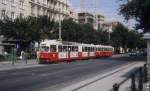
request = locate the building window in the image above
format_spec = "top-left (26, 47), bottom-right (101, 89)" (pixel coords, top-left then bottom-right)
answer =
top-left (11, 12), bottom-right (15, 19)
top-left (37, 7), bottom-right (41, 16)
top-left (20, 13), bottom-right (24, 18)
top-left (37, 0), bottom-right (40, 4)
top-left (1, 10), bottom-right (6, 19)
top-left (11, 0), bottom-right (14, 4)
top-left (2, 0), bottom-right (6, 4)
top-left (31, 5), bottom-right (35, 15)
top-left (19, 0), bottom-right (24, 7)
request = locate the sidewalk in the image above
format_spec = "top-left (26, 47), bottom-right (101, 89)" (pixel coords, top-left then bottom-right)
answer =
top-left (0, 59), bottom-right (43, 71)
top-left (59, 62), bottom-right (145, 91)
top-left (0, 54), bottom-right (128, 71)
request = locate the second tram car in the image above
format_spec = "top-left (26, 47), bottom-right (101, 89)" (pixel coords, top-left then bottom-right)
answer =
top-left (38, 40), bottom-right (113, 63)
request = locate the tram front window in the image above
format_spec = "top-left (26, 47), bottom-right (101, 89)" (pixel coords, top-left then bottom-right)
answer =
top-left (40, 46), bottom-right (49, 52)
top-left (50, 45), bottom-right (56, 52)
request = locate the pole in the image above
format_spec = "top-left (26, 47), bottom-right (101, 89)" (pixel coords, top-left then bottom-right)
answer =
top-left (138, 67), bottom-right (143, 91)
top-left (58, 6), bottom-right (62, 41)
top-left (11, 47), bottom-right (14, 66)
top-left (144, 64), bottom-right (148, 82)
top-left (108, 31), bottom-right (110, 44)
top-left (80, 0), bottom-right (84, 12)
top-left (131, 74), bottom-right (136, 91)
top-left (94, 0), bottom-right (98, 30)
top-left (147, 40), bottom-right (150, 81)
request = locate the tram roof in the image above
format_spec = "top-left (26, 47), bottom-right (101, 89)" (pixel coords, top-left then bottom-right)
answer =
top-left (40, 40), bottom-right (113, 48)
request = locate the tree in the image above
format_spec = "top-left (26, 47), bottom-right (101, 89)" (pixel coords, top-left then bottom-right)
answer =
top-left (111, 22), bottom-right (146, 53)
top-left (0, 16), bottom-right (55, 51)
top-left (119, 0), bottom-right (150, 32)
top-left (111, 23), bottom-right (129, 53)
top-left (59, 19), bottom-right (109, 44)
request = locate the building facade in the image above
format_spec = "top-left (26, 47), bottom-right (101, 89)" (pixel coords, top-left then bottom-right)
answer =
top-left (0, 0), bottom-right (70, 54)
top-left (78, 12), bottom-right (105, 30)
top-left (0, 0), bottom-right (29, 19)
top-left (78, 12), bottom-right (94, 26)
top-left (69, 9), bottom-right (78, 22)
top-left (101, 21), bottom-right (120, 32)
top-left (29, 0), bottom-right (70, 21)
top-left (93, 14), bottom-right (105, 30)
top-left (0, 0), bottom-right (70, 21)
top-left (97, 14), bottom-right (104, 29)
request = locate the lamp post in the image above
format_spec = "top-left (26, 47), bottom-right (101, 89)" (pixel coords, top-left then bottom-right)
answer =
top-left (58, 6), bottom-right (62, 41)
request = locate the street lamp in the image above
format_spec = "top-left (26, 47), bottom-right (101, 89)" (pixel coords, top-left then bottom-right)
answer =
top-left (58, 6), bottom-right (62, 41)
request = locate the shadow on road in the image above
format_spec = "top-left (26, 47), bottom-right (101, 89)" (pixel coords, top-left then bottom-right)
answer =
top-left (100, 55), bottom-right (146, 62)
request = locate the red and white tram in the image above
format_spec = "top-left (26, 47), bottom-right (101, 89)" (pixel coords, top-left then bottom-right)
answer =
top-left (38, 40), bottom-right (114, 63)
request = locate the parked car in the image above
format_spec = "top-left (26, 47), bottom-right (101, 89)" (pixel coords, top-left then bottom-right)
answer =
top-left (128, 51), bottom-right (137, 56)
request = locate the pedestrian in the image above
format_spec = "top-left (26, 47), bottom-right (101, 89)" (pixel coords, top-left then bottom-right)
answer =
top-left (36, 51), bottom-right (40, 62)
top-left (20, 50), bottom-right (25, 63)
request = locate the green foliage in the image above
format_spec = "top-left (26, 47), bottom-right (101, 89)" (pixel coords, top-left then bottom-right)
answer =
top-left (0, 16), bottom-right (54, 42)
top-left (111, 23), bottom-right (129, 48)
top-left (0, 16), bottom-right (54, 51)
top-left (58, 19), bottom-right (109, 44)
top-left (119, 0), bottom-right (150, 32)
top-left (111, 23), bottom-right (145, 53)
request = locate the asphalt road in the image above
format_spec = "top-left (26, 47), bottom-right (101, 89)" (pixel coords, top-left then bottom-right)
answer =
top-left (0, 55), bottom-right (146, 91)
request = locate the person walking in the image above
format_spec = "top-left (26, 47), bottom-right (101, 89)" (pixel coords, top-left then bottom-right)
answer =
top-left (20, 50), bottom-right (25, 63)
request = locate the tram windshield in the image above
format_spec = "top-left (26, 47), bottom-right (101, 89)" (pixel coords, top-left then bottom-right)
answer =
top-left (40, 46), bottom-right (49, 52)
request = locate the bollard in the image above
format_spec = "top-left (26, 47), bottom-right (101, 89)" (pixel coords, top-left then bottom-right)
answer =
top-left (11, 48), bottom-right (15, 66)
top-left (138, 67), bottom-right (143, 91)
top-left (131, 74), bottom-right (136, 91)
top-left (113, 83), bottom-right (119, 91)
top-left (144, 64), bottom-right (148, 83)
top-left (25, 52), bottom-right (27, 64)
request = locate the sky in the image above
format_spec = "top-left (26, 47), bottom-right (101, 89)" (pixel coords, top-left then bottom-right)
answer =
top-left (69, 0), bottom-right (135, 29)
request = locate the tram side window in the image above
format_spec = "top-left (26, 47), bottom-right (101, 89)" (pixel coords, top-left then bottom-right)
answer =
top-left (88, 47), bottom-right (90, 52)
top-left (50, 45), bottom-right (56, 52)
top-left (98, 48), bottom-right (100, 51)
top-left (104, 48), bottom-right (106, 51)
top-left (85, 47), bottom-right (88, 52)
top-left (90, 47), bottom-right (92, 52)
top-left (101, 48), bottom-right (103, 51)
top-left (93, 47), bottom-right (95, 52)
top-left (72, 46), bottom-right (78, 52)
top-left (82, 47), bottom-right (85, 52)
top-left (91, 47), bottom-right (93, 52)
top-left (40, 46), bottom-right (49, 52)
top-left (63, 46), bottom-right (67, 52)
top-left (109, 48), bottom-right (112, 51)
top-left (106, 48), bottom-right (108, 51)
top-left (58, 45), bottom-right (62, 52)
top-left (68, 46), bottom-right (71, 52)
top-left (96, 48), bottom-right (98, 51)
top-left (75, 46), bottom-right (78, 52)
top-left (72, 46), bottom-right (74, 52)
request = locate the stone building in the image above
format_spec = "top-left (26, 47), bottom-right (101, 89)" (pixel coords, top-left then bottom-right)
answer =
top-left (0, 0), bottom-right (70, 21)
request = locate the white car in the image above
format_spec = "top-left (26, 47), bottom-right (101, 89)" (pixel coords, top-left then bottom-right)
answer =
top-left (128, 51), bottom-right (137, 56)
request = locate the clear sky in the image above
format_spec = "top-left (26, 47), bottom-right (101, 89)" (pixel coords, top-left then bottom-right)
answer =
top-left (69, 0), bottom-right (135, 29)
